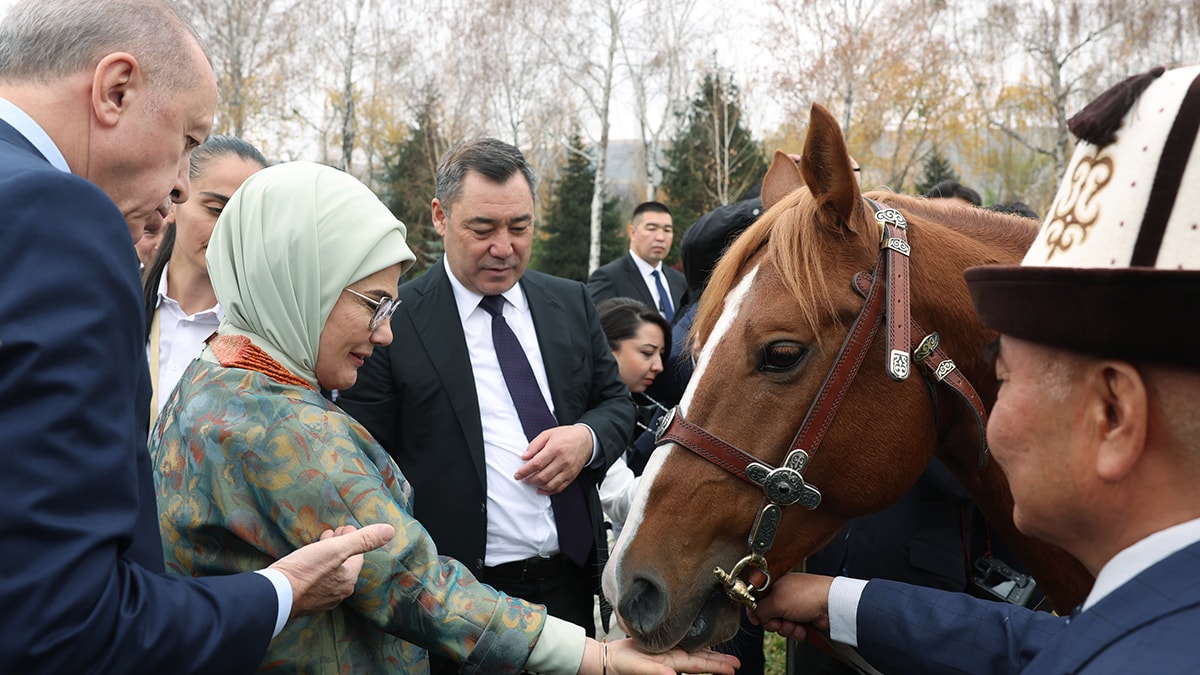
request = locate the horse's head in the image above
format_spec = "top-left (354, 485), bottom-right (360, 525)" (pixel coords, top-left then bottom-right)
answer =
top-left (603, 104), bottom-right (951, 650)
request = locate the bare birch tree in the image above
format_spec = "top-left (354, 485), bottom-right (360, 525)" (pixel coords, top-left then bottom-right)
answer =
top-left (179, 0), bottom-right (310, 146)
top-left (535, 0), bottom-right (633, 274)
top-left (619, 0), bottom-right (707, 201)
top-left (305, 0), bottom-right (411, 182)
top-left (764, 0), bottom-right (959, 191)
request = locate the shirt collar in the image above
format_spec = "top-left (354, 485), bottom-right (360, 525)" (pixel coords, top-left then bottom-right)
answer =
top-left (0, 97), bottom-right (70, 173)
top-left (443, 257), bottom-right (528, 322)
top-left (155, 261), bottom-right (172, 309)
top-left (154, 261), bottom-right (222, 318)
top-left (628, 251), bottom-right (662, 277)
top-left (1083, 516), bottom-right (1200, 610)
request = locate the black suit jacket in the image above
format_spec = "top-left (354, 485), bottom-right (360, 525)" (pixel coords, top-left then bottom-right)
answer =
top-left (0, 120), bottom-right (276, 673)
top-left (587, 252), bottom-right (688, 318)
top-left (340, 261), bottom-right (634, 576)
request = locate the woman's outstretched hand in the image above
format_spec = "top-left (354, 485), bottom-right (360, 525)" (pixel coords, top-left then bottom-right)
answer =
top-left (582, 638), bottom-right (741, 675)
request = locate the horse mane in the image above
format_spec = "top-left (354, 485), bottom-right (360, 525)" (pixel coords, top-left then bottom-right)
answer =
top-left (692, 188), bottom-right (1038, 352)
top-left (874, 192), bottom-right (1040, 250)
top-left (693, 187), bottom-right (867, 350)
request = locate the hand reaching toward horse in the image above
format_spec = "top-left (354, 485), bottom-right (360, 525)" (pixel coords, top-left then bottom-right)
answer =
top-left (579, 639), bottom-right (741, 675)
top-left (745, 572), bottom-right (834, 642)
top-left (270, 523), bottom-right (396, 618)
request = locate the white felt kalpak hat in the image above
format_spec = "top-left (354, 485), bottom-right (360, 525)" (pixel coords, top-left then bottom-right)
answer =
top-left (966, 64), bottom-right (1200, 366)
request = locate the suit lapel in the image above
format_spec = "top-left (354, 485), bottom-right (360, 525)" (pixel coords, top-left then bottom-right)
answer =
top-left (621, 254), bottom-right (657, 308)
top-left (667, 267), bottom-right (687, 311)
top-left (1025, 540), bottom-right (1200, 673)
top-left (405, 262), bottom-right (488, 487)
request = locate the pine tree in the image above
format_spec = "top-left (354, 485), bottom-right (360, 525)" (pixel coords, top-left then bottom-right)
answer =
top-left (534, 131), bottom-right (624, 281)
top-left (378, 86), bottom-right (444, 278)
top-left (660, 67), bottom-right (767, 254)
top-left (915, 148), bottom-right (960, 196)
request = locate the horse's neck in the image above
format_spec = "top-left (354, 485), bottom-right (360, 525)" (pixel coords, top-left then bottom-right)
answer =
top-left (905, 219), bottom-right (1012, 462)
top-left (903, 213), bottom-right (1093, 612)
top-left (907, 218), bottom-right (1024, 406)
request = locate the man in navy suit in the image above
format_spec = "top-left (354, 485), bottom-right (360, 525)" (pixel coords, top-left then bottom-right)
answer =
top-left (340, 138), bottom-right (633, 667)
top-left (0, 2), bottom-right (391, 672)
top-left (747, 65), bottom-right (1200, 674)
top-left (588, 201), bottom-right (688, 321)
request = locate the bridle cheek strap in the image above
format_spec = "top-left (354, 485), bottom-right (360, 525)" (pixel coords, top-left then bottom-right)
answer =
top-left (851, 272), bottom-right (990, 468)
top-left (874, 206), bottom-right (913, 382)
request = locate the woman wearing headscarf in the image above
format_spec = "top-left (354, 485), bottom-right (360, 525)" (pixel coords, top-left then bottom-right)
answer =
top-left (150, 162), bottom-right (738, 675)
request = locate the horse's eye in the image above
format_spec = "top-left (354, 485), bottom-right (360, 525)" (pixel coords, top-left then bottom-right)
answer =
top-left (759, 341), bottom-right (807, 372)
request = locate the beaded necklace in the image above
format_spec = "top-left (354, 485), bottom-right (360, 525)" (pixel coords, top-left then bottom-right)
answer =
top-left (207, 334), bottom-right (316, 391)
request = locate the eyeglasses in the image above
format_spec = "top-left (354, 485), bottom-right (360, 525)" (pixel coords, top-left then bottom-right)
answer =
top-left (343, 288), bottom-right (400, 331)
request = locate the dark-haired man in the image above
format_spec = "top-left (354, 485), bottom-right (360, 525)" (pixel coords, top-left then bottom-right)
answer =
top-left (341, 139), bottom-right (633, 667)
top-left (589, 201), bottom-right (688, 322)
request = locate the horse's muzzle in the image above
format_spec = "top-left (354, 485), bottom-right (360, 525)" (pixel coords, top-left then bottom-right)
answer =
top-left (616, 571), bottom-right (739, 652)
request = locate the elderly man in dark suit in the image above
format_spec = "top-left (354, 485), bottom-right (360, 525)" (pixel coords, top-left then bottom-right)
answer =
top-left (588, 201), bottom-right (688, 322)
top-left (340, 139), bottom-right (634, 658)
top-left (748, 65), bottom-right (1200, 674)
top-left (0, 2), bottom-right (392, 672)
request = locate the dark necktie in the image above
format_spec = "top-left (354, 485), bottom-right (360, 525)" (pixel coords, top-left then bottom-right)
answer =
top-left (651, 269), bottom-right (674, 322)
top-left (479, 294), bottom-right (593, 566)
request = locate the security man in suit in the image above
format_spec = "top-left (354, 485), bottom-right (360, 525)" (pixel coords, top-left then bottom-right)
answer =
top-left (748, 64), bottom-right (1200, 674)
top-left (588, 201), bottom-right (688, 322)
top-left (340, 139), bottom-right (634, 667)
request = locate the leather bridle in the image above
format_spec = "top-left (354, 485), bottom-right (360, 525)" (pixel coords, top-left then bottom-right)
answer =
top-left (653, 200), bottom-right (990, 609)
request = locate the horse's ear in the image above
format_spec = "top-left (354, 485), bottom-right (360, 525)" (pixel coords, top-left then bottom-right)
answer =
top-left (800, 103), bottom-right (862, 233)
top-left (761, 150), bottom-right (805, 210)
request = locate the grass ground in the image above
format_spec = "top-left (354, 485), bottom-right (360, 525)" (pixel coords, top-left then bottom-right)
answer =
top-left (763, 632), bottom-right (788, 674)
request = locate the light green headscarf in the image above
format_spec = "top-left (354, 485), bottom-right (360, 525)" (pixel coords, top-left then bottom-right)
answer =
top-left (206, 161), bottom-right (415, 388)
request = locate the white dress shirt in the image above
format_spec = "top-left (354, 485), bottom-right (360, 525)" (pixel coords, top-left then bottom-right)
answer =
top-left (629, 251), bottom-right (672, 316)
top-left (444, 268), bottom-right (598, 566)
top-left (151, 263), bottom-right (223, 413)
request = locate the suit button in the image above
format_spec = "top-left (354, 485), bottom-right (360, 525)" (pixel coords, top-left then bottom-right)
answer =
top-left (474, 558), bottom-right (484, 570)
top-left (480, 502), bottom-right (486, 513)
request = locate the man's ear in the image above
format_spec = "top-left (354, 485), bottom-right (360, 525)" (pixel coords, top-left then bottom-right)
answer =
top-left (431, 198), bottom-right (448, 237)
top-left (1093, 361), bottom-right (1148, 482)
top-left (91, 52), bottom-right (139, 128)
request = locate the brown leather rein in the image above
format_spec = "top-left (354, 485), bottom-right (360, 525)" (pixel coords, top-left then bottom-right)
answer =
top-left (653, 200), bottom-right (990, 609)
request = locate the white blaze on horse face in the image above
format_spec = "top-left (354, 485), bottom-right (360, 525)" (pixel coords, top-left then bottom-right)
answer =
top-left (603, 265), bottom-right (760, 602)
top-left (679, 264), bottom-right (760, 415)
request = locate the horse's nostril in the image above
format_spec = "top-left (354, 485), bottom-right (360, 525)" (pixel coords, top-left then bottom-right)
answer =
top-left (619, 575), bottom-right (669, 636)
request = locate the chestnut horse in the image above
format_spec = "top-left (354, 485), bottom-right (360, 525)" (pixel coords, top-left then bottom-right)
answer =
top-left (602, 104), bottom-right (1093, 653)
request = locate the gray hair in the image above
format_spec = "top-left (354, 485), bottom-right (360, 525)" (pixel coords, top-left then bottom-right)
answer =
top-left (0, 0), bottom-right (207, 96)
top-left (434, 138), bottom-right (536, 214)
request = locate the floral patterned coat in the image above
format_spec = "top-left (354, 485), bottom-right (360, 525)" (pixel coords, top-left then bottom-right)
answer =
top-left (151, 358), bottom-right (546, 674)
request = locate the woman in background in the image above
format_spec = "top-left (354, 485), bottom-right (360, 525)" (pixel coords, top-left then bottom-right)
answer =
top-left (142, 135), bottom-right (268, 427)
top-left (596, 297), bottom-right (671, 537)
